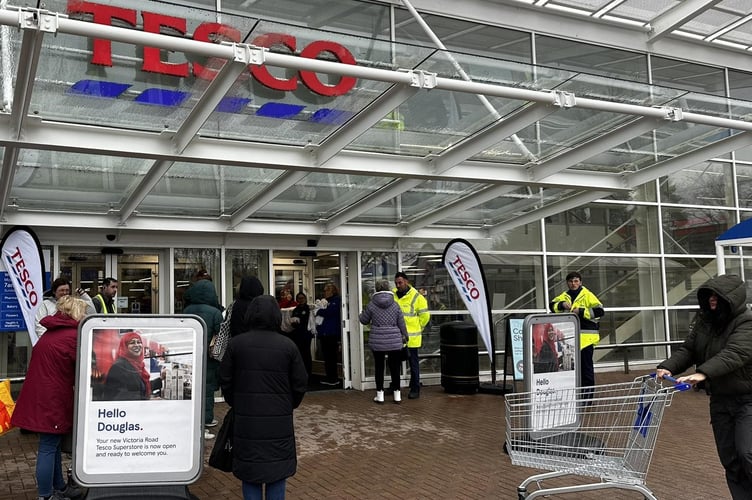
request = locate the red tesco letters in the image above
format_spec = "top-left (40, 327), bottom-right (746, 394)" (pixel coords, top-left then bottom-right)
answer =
top-left (66, 0), bottom-right (358, 96)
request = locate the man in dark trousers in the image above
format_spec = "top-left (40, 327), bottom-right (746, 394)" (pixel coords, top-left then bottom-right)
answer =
top-left (93, 277), bottom-right (118, 314)
top-left (549, 271), bottom-right (604, 388)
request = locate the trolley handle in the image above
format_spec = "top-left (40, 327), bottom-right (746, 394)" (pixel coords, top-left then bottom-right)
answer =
top-left (650, 372), bottom-right (691, 391)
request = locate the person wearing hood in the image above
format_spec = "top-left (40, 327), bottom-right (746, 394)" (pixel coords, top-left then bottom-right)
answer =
top-left (12, 295), bottom-right (87, 500)
top-left (657, 274), bottom-right (752, 500)
top-left (183, 277), bottom-right (224, 438)
top-left (219, 295), bottom-right (307, 500)
top-left (229, 276), bottom-right (265, 337)
top-left (35, 277), bottom-right (95, 337)
top-left (102, 332), bottom-right (151, 401)
top-left (359, 280), bottom-right (408, 404)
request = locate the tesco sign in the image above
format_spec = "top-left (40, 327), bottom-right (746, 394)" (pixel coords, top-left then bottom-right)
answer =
top-left (67, 1), bottom-right (358, 96)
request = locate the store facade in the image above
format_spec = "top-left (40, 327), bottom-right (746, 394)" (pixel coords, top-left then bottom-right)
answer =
top-left (2, 0), bottom-right (752, 389)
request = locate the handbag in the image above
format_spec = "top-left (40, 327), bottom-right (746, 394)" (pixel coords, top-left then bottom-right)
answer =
top-left (210, 302), bottom-right (234, 361)
top-left (400, 345), bottom-right (409, 362)
top-left (208, 409), bottom-right (234, 472)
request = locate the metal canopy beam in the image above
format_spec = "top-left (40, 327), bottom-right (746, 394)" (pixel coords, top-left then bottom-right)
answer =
top-left (323, 178), bottom-right (422, 232)
top-left (0, 10), bottom-right (49, 221)
top-left (490, 190), bottom-right (611, 234)
top-left (432, 102), bottom-right (556, 173)
top-left (227, 170), bottom-right (309, 229)
top-left (118, 159), bottom-right (173, 224)
top-left (647, 0), bottom-right (721, 43)
top-left (119, 45), bottom-right (261, 224)
top-left (625, 132), bottom-right (752, 188)
top-left (3, 117), bottom-right (630, 190)
top-left (528, 117), bottom-right (662, 181)
top-left (404, 184), bottom-right (518, 234)
top-left (312, 83), bottom-right (419, 166)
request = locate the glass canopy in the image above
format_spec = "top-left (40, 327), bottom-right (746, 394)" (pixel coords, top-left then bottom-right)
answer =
top-left (2, 0), bottom-right (752, 241)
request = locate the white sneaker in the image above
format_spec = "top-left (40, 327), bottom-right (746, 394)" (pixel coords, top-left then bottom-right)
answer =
top-left (373, 390), bottom-right (384, 404)
top-left (204, 429), bottom-right (215, 440)
top-left (393, 390), bottom-right (401, 404)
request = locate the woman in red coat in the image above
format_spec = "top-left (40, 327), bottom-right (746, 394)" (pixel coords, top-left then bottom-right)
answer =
top-left (12, 295), bottom-right (87, 500)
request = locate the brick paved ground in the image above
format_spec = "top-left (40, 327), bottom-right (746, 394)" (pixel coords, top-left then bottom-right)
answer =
top-left (0, 370), bottom-right (730, 499)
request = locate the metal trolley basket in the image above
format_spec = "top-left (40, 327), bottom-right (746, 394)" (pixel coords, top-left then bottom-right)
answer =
top-left (505, 374), bottom-right (689, 499)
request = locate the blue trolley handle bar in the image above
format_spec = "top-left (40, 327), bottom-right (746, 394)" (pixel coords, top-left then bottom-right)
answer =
top-left (650, 372), bottom-right (692, 392)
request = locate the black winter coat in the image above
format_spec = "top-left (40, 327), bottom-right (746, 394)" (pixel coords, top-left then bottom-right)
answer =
top-left (658, 274), bottom-right (752, 396)
top-left (219, 295), bottom-right (308, 484)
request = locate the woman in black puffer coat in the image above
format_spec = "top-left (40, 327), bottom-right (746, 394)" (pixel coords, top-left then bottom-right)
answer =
top-left (657, 274), bottom-right (752, 500)
top-left (219, 295), bottom-right (307, 500)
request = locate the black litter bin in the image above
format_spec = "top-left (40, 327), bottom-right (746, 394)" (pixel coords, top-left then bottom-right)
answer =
top-left (440, 321), bottom-right (479, 394)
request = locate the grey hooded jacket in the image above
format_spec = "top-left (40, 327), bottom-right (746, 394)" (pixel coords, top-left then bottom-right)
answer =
top-left (360, 291), bottom-right (408, 352)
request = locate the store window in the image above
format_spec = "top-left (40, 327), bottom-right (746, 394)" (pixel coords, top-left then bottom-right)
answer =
top-left (650, 56), bottom-right (725, 96)
top-left (394, 10), bottom-right (532, 63)
top-left (662, 207), bottom-right (734, 255)
top-left (660, 161), bottom-right (735, 207)
top-left (544, 203), bottom-right (660, 254)
top-left (174, 248), bottom-right (221, 313)
top-left (547, 255), bottom-right (663, 310)
top-left (225, 249), bottom-right (269, 304)
top-left (535, 36), bottom-right (647, 81)
top-left (735, 164), bottom-right (752, 208)
top-left (664, 257), bottom-right (716, 306)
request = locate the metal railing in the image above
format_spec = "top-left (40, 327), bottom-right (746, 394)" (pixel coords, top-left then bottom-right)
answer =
top-left (594, 340), bottom-right (684, 373)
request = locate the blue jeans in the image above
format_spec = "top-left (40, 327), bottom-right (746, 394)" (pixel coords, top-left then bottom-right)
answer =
top-left (242, 479), bottom-right (286, 500)
top-left (205, 358), bottom-right (220, 425)
top-left (37, 433), bottom-right (66, 497)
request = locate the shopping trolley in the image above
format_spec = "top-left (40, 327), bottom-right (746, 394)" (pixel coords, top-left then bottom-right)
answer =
top-left (504, 374), bottom-right (690, 499)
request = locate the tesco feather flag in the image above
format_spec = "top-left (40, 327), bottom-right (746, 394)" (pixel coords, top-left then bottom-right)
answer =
top-left (1, 226), bottom-right (46, 345)
top-left (442, 238), bottom-right (494, 361)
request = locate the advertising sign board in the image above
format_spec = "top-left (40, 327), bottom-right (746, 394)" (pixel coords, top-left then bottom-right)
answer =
top-left (523, 313), bottom-right (580, 438)
top-left (73, 315), bottom-right (205, 487)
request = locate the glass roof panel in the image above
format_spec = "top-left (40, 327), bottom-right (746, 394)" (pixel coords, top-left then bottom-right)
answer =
top-left (682, 10), bottom-right (740, 38)
top-left (196, 19), bottom-right (435, 146)
top-left (434, 187), bottom-right (570, 227)
top-left (254, 171), bottom-right (393, 221)
top-left (350, 52), bottom-right (580, 157)
top-left (592, 0), bottom-right (678, 23)
top-left (138, 163), bottom-right (285, 217)
top-left (350, 179), bottom-right (487, 225)
top-left (28, 3), bottom-right (253, 133)
top-left (11, 149), bottom-right (146, 213)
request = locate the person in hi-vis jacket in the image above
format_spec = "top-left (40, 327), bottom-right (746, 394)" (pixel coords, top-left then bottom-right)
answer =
top-left (549, 271), bottom-right (604, 388)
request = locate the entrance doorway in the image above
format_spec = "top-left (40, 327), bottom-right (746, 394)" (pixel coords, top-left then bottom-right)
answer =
top-left (59, 249), bottom-right (160, 314)
top-left (272, 251), bottom-right (347, 387)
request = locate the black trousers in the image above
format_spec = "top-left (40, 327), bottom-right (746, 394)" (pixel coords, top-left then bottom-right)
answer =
top-left (320, 336), bottom-right (340, 382)
top-left (373, 350), bottom-right (402, 391)
top-left (710, 394), bottom-right (752, 499)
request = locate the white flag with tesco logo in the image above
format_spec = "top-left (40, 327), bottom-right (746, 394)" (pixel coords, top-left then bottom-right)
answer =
top-left (442, 238), bottom-right (493, 361)
top-left (1, 226), bottom-right (46, 345)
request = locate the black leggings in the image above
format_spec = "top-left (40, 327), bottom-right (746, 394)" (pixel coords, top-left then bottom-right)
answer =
top-left (373, 350), bottom-right (402, 391)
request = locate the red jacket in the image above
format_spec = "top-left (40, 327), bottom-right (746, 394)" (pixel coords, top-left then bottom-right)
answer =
top-left (11, 313), bottom-right (79, 434)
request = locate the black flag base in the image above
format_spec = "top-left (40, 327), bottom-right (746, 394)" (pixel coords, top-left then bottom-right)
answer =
top-left (478, 381), bottom-right (513, 395)
top-left (85, 485), bottom-right (197, 499)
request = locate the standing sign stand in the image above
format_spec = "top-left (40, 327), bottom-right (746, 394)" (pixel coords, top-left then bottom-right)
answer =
top-left (74, 315), bottom-right (206, 498)
top-left (522, 313), bottom-right (580, 437)
top-left (500, 317), bottom-right (525, 393)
